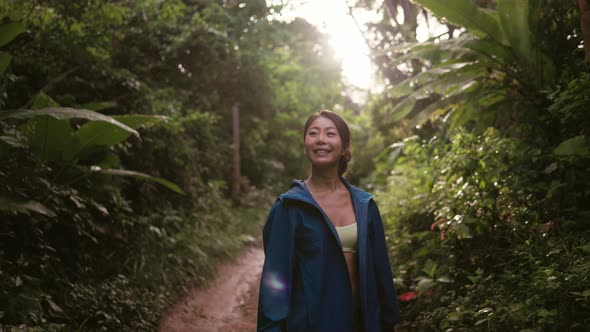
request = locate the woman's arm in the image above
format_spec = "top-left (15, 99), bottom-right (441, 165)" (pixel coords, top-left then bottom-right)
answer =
top-left (369, 201), bottom-right (401, 332)
top-left (257, 200), bottom-right (296, 332)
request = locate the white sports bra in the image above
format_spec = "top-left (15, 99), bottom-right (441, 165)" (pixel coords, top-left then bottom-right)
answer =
top-left (335, 222), bottom-right (358, 253)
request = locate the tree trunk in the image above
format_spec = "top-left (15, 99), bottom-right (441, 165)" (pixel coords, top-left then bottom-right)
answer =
top-left (580, 0), bottom-right (590, 63)
top-left (232, 103), bottom-right (241, 195)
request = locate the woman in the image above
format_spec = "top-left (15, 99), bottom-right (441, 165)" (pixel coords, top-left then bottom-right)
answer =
top-left (257, 110), bottom-right (400, 332)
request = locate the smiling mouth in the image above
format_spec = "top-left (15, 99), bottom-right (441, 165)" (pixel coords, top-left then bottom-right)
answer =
top-left (313, 149), bottom-right (331, 155)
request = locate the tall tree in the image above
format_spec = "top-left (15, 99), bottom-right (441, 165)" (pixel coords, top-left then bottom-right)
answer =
top-left (580, 0), bottom-right (590, 63)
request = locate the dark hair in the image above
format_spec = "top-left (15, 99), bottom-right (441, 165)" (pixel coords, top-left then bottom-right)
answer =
top-left (303, 110), bottom-right (352, 176)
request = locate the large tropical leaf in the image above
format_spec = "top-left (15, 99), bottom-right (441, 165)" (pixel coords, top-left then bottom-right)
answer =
top-left (19, 115), bottom-right (74, 161)
top-left (497, 0), bottom-right (532, 70)
top-left (465, 38), bottom-right (515, 65)
top-left (528, 0), bottom-right (542, 45)
top-left (97, 151), bottom-right (121, 169)
top-left (388, 96), bottom-right (417, 123)
top-left (389, 62), bottom-right (472, 99)
top-left (0, 135), bottom-right (27, 148)
top-left (439, 88), bottom-right (508, 133)
top-left (488, 0), bottom-right (553, 87)
top-left (0, 134), bottom-right (26, 158)
top-left (11, 93), bottom-right (73, 161)
top-left (409, 91), bottom-right (468, 128)
top-left (31, 92), bottom-right (60, 109)
top-left (408, 81), bottom-right (487, 128)
top-left (386, 36), bottom-right (478, 68)
top-left (415, 64), bottom-right (486, 98)
top-left (526, 0), bottom-right (557, 89)
top-left (0, 197), bottom-right (56, 217)
top-left (113, 115), bottom-right (168, 129)
top-left (2, 107), bottom-right (164, 161)
top-left (553, 135), bottom-right (590, 158)
top-left (91, 167), bottom-right (185, 194)
top-left (0, 107), bottom-right (139, 137)
top-left (382, 0), bottom-right (553, 131)
top-left (388, 64), bottom-right (487, 123)
top-left (389, 67), bottom-right (449, 99)
top-left (70, 115), bottom-right (167, 159)
top-left (0, 21), bottom-right (22, 75)
top-left (377, 34), bottom-right (472, 55)
top-left (414, 0), bottom-right (507, 45)
top-left (0, 22), bottom-right (25, 47)
top-left (390, 27), bottom-right (519, 77)
top-left (75, 101), bottom-right (118, 112)
top-left (0, 52), bottom-right (12, 74)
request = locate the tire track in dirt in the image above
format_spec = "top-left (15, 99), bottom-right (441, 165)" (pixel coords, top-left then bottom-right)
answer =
top-left (159, 243), bottom-right (263, 332)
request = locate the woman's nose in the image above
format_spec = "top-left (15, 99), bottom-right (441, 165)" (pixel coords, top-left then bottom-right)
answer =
top-left (316, 133), bottom-right (326, 143)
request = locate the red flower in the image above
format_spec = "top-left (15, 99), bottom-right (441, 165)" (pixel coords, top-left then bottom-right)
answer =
top-left (398, 291), bottom-right (418, 302)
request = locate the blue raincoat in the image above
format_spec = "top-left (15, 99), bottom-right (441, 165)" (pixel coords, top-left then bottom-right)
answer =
top-left (257, 179), bottom-right (400, 332)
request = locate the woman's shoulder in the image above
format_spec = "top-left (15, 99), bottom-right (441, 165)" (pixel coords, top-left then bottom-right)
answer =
top-left (274, 179), bottom-right (312, 202)
top-left (341, 178), bottom-right (375, 202)
top-left (263, 180), bottom-right (308, 214)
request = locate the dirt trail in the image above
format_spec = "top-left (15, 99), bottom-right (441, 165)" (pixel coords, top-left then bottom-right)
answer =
top-left (159, 243), bottom-right (264, 332)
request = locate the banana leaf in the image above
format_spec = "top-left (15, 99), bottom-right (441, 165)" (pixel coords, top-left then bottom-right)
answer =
top-left (91, 167), bottom-right (185, 194)
top-left (415, 0), bottom-right (507, 45)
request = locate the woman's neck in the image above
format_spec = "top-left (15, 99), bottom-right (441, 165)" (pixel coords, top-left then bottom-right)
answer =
top-left (306, 168), bottom-right (343, 193)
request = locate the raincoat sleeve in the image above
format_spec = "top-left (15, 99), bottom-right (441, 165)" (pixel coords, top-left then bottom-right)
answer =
top-left (369, 200), bottom-right (401, 331)
top-left (257, 200), bottom-right (296, 332)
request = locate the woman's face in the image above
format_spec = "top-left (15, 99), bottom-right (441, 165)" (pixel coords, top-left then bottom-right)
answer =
top-left (304, 116), bottom-right (343, 170)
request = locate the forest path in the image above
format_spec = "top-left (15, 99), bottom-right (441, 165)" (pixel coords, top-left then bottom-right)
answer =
top-left (159, 243), bottom-right (263, 332)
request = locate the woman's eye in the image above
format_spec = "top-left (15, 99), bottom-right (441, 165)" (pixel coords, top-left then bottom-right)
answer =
top-left (327, 132), bottom-right (336, 136)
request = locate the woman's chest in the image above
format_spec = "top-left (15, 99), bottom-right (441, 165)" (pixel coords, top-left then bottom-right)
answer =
top-left (312, 192), bottom-right (356, 227)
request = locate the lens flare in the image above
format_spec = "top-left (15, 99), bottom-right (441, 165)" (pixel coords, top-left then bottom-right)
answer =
top-left (264, 271), bottom-right (286, 292)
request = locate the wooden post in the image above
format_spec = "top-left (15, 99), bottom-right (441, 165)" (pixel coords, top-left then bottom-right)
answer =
top-left (232, 103), bottom-right (241, 195)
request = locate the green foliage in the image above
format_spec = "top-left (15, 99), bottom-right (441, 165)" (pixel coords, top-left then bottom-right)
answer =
top-left (0, 21), bottom-right (24, 75)
top-left (91, 167), bottom-right (184, 195)
top-left (369, 30), bottom-right (590, 332)
top-left (1, 103), bottom-right (177, 190)
top-left (0, 51), bottom-right (11, 74)
top-left (0, 0), bottom-right (347, 329)
top-left (553, 135), bottom-right (590, 158)
top-left (416, 0), bottom-right (506, 44)
top-left (428, 128), bottom-right (543, 239)
top-left (0, 22), bottom-right (25, 47)
top-left (367, 3), bottom-right (590, 327)
top-left (377, 125), bottom-right (590, 330)
top-left (0, 197), bottom-right (56, 217)
top-left (0, 173), bottom-right (269, 330)
top-left (377, 0), bottom-right (556, 133)
top-left (249, 18), bottom-right (344, 182)
top-left (0, 94), bottom-right (268, 329)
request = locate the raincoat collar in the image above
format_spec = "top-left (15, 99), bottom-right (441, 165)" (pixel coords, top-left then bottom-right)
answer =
top-left (278, 177), bottom-right (374, 252)
top-left (279, 177), bottom-right (374, 205)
